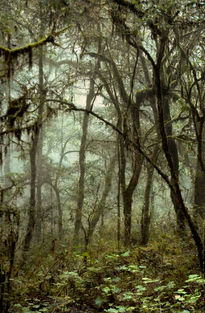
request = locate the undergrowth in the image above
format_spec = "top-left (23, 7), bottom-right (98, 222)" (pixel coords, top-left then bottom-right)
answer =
top-left (9, 235), bottom-right (205, 313)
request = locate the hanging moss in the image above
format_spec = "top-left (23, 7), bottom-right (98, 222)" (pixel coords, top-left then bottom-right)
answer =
top-left (0, 33), bottom-right (55, 76)
top-left (7, 94), bottom-right (29, 128)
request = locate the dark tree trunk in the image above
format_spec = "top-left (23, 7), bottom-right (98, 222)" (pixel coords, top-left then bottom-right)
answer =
top-left (117, 145), bottom-right (121, 249)
top-left (87, 156), bottom-right (116, 243)
top-left (23, 133), bottom-right (38, 252)
top-left (141, 147), bottom-right (158, 245)
top-left (35, 4), bottom-right (45, 241)
top-left (163, 96), bottom-right (186, 234)
top-left (53, 184), bottom-right (63, 239)
top-left (123, 191), bottom-right (132, 246)
top-left (120, 143), bottom-right (143, 247)
top-left (194, 121), bottom-right (205, 220)
top-left (73, 76), bottom-right (95, 246)
top-left (154, 41), bottom-right (205, 271)
top-left (23, 38), bottom-right (44, 252)
top-left (120, 101), bottom-right (143, 247)
top-left (36, 129), bottom-right (43, 240)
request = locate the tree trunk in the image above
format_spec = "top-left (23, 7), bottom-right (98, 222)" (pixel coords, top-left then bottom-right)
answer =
top-left (36, 129), bottom-right (43, 240)
top-left (121, 146), bottom-right (143, 247)
top-left (35, 32), bottom-right (45, 240)
top-left (117, 146), bottom-right (121, 249)
top-left (120, 103), bottom-right (143, 247)
top-left (141, 147), bottom-right (158, 245)
top-left (123, 191), bottom-right (133, 246)
top-left (87, 156), bottom-right (116, 243)
top-left (23, 36), bottom-right (44, 253)
top-left (53, 184), bottom-right (63, 239)
top-left (155, 45), bottom-right (205, 272)
top-left (163, 96), bottom-right (186, 234)
top-left (194, 120), bottom-right (205, 220)
top-left (73, 76), bottom-right (95, 246)
top-left (23, 132), bottom-right (38, 252)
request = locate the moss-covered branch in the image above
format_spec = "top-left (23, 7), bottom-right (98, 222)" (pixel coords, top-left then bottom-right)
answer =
top-left (0, 34), bottom-right (55, 58)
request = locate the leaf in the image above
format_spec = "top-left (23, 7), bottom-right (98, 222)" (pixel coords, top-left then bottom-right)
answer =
top-left (139, 265), bottom-right (146, 269)
top-left (22, 308), bottom-right (33, 313)
top-left (95, 297), bottom-right (103, 307)
top-left (82, 251), bottom-right (90, 258)
top-left (121, 251), bottom-right (130, 257)
top-left (175, 288), bottom-right (186, 295)
top-left (136, 285), bottom-right (146, 291)
top-left (102, 286), bottom-right (111, 294)
top-left (175, 295), bottom-right (185, 301)
top-left (142, 277), bottom-right (160, 284)
top-left (105, 309), bottom-right (118, 313)
top-left (112, 277), bottom-right (121, 282)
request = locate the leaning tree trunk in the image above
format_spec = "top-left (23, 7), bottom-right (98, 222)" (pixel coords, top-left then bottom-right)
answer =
top-left (154, 41), bottom-right (205, 272)
top-left (163, 96), bottom-right (186, 234)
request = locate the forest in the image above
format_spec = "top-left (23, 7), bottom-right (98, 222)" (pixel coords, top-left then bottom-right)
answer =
top-left (0, 0), bottom-right (205, 312)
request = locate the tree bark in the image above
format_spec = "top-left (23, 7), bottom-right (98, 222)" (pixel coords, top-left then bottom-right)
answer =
top-left (87, 156), bottom-right (116, 243)
top-left (154, 36), bottom-right (205, 272)
top-left (35, 13), bottom-right (45, 239)
top-left (23, 38), bottom-right (45, 252)
top-left (141, 146), bottom-right (158, 245)
top-left (163, 96), bottom-right (186, 234)
top-left (120, 142), bottom-right (143, 246)
top-left (52, 184), bottom-right (63, 239)
top-left (194, 120), bottom-right (205, 220)
top-left (23, 130), bottom-right (38, 252)
top-left (36, 129), bottom-right (43, 240)
top-left (73, 76), bottom-right (95, 246)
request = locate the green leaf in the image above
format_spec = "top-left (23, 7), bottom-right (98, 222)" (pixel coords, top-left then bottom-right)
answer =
top-left (102, 286), bottom-right (111, 294)
top-left (112, 277), bottom-right (121, 282)
top-left (139, 265), bottom-right (146, 269)
top-left (121, 251), bottom-right (130, 257)
top-left (22, 308), bottom-right (33, 313)
top-left (105, 308), bottom-right (118, 313)
top-left (142, 277), bottom-right (159, 284)
top-left (136, 285), bottom-right (146, 291)
top-left (82, 251), bottom-right (90, 258)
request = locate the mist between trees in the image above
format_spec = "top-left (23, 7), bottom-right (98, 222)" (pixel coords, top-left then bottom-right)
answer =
top-left (0, 1), bottom-right (205, 312)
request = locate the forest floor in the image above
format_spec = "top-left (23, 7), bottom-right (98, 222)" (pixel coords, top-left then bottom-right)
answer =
top-left (8, 233), bottom-right (205, 313)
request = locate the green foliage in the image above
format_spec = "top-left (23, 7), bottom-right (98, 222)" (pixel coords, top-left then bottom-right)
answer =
top-left (8, 239), bottom-right (205, 313)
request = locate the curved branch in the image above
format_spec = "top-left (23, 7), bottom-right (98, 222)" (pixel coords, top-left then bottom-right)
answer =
top-left (45, 98), bottom-right (171, 188)
top-left (0, 34), bottom-right (56, 57)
